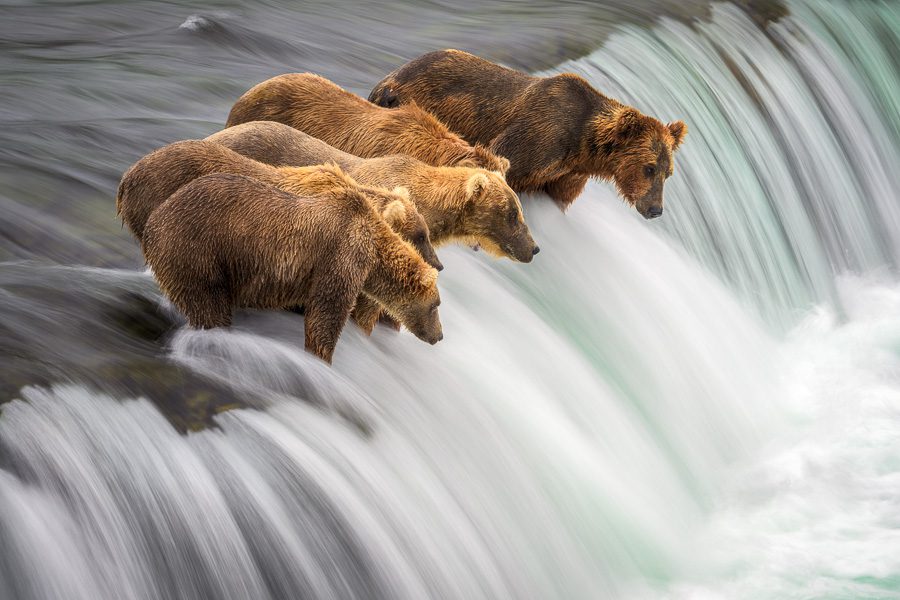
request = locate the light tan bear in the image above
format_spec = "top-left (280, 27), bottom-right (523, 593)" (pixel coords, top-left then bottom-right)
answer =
top-left (208, 122), bottom-right (539, 262)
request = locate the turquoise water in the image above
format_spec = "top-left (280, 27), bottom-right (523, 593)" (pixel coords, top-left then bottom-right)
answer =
top-left (2, 1), bottom-right (900, 598)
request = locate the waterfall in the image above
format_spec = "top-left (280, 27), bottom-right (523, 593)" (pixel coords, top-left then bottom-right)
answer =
top-left (1, 1), bottom-right (899, 598)
top-left (557, 1), bottom-right (900, 327)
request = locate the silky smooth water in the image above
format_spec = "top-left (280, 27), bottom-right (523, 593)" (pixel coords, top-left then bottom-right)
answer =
top-left (1, 1), bottom-right (899, 598)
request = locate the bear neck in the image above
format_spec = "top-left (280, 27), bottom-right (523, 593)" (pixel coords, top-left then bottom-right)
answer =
top-left (409, 169), bottom-right (468, 243)
top-left (429, 141), bottom-right (473, 169)
top-left (274, 167), bottom-right (317, 195)
top-left (586, 101), bottom-right (633, 180)
top-left (394, 104), bottom-right (468, 167)
top-left (363, 223), bottom-right (426, 320)
top-left (356, 185), bottom-right (392, 210)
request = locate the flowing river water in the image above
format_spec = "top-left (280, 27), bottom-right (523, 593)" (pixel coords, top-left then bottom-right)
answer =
top-left (1, 1), bottom-right (899, 598)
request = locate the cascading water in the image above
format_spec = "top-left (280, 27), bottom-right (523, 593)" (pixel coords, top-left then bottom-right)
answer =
top-left (559, 1), bottom-right (900, 327)
top-left (1, 1), bottom-right (899, 598)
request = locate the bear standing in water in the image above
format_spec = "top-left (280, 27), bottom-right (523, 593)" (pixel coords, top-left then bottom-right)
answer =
top-left (226, 73), bottom-right (510, 174)
top-left (369, 49), bottom-right (687, 217)
top-left (142, 173), bottom-right (443, 363)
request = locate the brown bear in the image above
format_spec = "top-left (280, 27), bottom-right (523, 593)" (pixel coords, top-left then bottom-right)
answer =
top-left (209, 121), bottom-right (537, 334)
top-left (142, 173), bottom-right (443, 364)
top-left (346, 156), bottom-right (539, 333)
top-left (207, 121), bottom-right (539, 263)
top-left (116, 139), bottom-right (441, 271)
top-left (346, 156), bottom-right (540, 334)
top-left (369, 49), bottom-right (687, 217)
top-left (350, 155), bottom-right (539, 262)
top-left (225, 73), bottom-right (511, 174)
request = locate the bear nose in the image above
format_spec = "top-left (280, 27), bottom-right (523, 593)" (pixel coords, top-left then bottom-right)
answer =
top-left (532, 246), bottom-right (540, 255)
top-left (647, 206), bottom-right (663, 218)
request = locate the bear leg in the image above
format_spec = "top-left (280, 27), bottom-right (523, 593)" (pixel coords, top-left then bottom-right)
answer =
top-left (303, 276), bottom-right (360, 364)
top-left (351, 294), bottom-right (381, 335)
top-left (179, 287), bottom-right (233, 329)
top-left (544, 173), bottom-right (590, 211)
top-left (377, 313), bottom-right (401, 332)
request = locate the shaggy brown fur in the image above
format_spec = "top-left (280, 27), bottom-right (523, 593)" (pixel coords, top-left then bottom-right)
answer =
top-left (369, 49), bottom-right (687, 217)
top-left (209, 121), bottom-right (535, 334)
top-left (350, 155), bottom-right (539, 262)
top-left (142, 173), bottom-right (442, 363)
top-left (225, 73), bottom-right (510, 174)
top-left (116, 139), bottom-right (441, 270)
top-left (208, 122), bottom-right (539, 263)
top-left (207, 121), bottom-right (360, 170)
top-left (346, 155), bottom-right (542, 334)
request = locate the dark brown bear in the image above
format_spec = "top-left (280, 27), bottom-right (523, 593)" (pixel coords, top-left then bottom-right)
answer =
top-left (225, 73), bottom-right (510, 174)
top-left (369, 49), bottom-right (687, 217)
top-left (142, 173), bottom-right (442, 364)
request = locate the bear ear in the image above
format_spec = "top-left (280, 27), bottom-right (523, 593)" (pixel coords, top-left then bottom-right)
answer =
top-left (419, 266), bottom-right (439, 289)
top-left (382, 200), bottom-right (407, 228)
top-left (667, 120), bottom-right (687, 150)
top-left (465, 173), bottom-right (489, 200)
top-left (496, 156), bottom-right (511, 176)
top-left (596, 106), bottom-right (647, 147)
top-left (392, 186), bottom-right (411, 201)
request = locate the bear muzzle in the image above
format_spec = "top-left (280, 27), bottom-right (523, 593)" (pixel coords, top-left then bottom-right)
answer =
top-left (506, 240), bottom-right (540, 263)
top-left (634, 182), bottom-right (665, 219)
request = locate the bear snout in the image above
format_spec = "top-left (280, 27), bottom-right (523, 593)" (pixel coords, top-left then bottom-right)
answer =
top-left (508, 241), bottom-right (537, 263)
top-left (644, 205), bottom-right (663, 219)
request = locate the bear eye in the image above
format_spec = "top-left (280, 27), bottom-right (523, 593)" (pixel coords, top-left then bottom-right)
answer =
top-left (417, 233), bottom-right (427, 244)
top-left (644, 165), bottom-right (656, 178)
top-left (507, 207), bottom-right (518, 225)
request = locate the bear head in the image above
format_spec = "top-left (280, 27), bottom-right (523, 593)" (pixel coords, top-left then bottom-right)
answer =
top-left (593, 106), bottom-right (687, 219)
top-left (462, 171), bottom-right (539, 263)
top-left (395, 266), bottom-right (443, 345)
top-left (376, 187), bottom-right (443, 271)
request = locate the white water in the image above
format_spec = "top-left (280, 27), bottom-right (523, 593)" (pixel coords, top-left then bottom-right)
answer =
top-left (559, 2), bottom-right (900, 328)
top-left (0, 196), bottom-right (779, 599)
top-left (2, 1), bottom-right (900, 598)
top-left (664, 275), bottom-right (900, 599)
